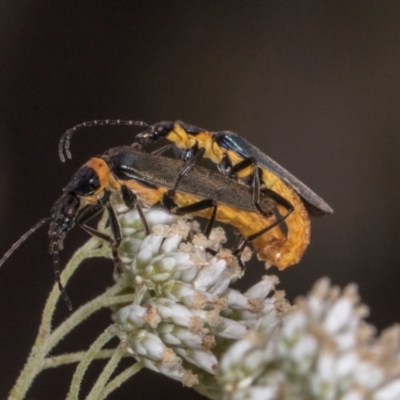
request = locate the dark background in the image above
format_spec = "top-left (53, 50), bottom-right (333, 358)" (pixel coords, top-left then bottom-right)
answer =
top-left (1, 1), bottom-right (399, 399)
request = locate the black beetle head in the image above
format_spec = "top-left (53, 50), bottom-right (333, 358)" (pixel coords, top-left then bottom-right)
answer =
top-left (135, 121), bottom-right (174, 144)
top-left (48, 193), bottom-right (81, 254)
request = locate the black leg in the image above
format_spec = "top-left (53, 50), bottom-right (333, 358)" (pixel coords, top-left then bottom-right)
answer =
top-left (246, 212), bottom-right (288, 242)
top-left (230, 158), bottom-right (268, 216)
top-left (165, 147), bottom-right (206, 198)
top-left (76, 202), bottom-right (105, 225)
top-left (79, 222), bottom-right (123, 275)
top-left (217, 152), bottom-right (234, 175)
top-left (230, 157), bottom-right (295, 221)
top-left (77, 193), bottom-right (123, 275)
top-left (151, 143), bottom-right (173, 156)
top-left (149, 144), bottom-right (213, 237)
top-left (120, 184), bottom-right (150, 235)
top-left (163, 195), bottom-right (218, 238)
top-left (231, 235), bottom-right (249, 270)
top-left (229, 157), bottom-right (254, 177)
top-left (205, 232), bottom-right (248, 270)
top-left (252, 165), bottom-right (262, 214)
top-left (203, 200), bottom-right (218, 238)
top-left (262, 187), bottom-right (294, 213)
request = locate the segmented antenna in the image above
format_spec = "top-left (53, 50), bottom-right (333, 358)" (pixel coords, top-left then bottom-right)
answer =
top-left (0, 218), bottom-right (50, 268)
top-left (52, 245), bottom-right (72, 310)
top-left (58, 119), bottom-right (154, 162)
top-left (0, 218), bottom-right (72, 310)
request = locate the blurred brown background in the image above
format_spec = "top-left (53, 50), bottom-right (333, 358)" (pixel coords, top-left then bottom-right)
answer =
top-left (1, 1), bottom-right (400, 399)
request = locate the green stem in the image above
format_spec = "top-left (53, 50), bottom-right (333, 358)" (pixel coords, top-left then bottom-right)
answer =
top-left (85, 346), bottom-right (124, 400)
top-left (42, 349), bottom-right (130, 370)
top-left (8, 234), bottom-right (124, 400)
top-left (101, 363), bottom-right (143, 399)
top-left (42, 238), bottom-right (105, 331)
top-left (47, 289), bottom-right (133, 350)
top-left (67, 328), bottom-right (115, 400)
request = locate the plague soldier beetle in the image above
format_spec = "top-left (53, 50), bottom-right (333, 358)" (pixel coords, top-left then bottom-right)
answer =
top-left (58, 119), bottom-right (333, 268)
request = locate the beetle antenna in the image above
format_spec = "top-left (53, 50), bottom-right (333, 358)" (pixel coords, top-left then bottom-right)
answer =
top-left (59, 119), bottom-right (154, 162)
top-left (0, 218), bottom-right (51, 268)
top-left (52, 244), bottom-right (72, 310)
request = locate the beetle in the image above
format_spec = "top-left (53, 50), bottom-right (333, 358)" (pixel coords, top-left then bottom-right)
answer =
top-left (58, 119), bottom-right (333, 267)
top-left (1, 145), bottom-right (293, 309)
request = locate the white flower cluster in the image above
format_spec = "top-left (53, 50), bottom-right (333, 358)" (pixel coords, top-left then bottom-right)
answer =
top-left (102, 200), bottom-right (400, 400)
top-left (219, 279), bottom-right (400, 400)
top-left (110, 206), bottom-right (287, 395)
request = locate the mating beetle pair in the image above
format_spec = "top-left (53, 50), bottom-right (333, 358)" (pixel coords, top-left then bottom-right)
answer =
top-left (60, 119), bottom-right (332, 266)
top-left (1, 119), bottom-right (333, 309)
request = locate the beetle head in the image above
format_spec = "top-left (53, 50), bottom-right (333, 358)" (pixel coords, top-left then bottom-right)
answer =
top-left (48, 193), bottom-right (80, 254)
top-left (135, 120), bottom-right (174, 144)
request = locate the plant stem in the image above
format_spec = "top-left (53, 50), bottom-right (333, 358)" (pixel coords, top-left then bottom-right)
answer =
top-left (8, 236), bottom-right (118, 400)
top-left (101, 363), bottom-right (143, 399)
top-left (67, 328), bottom-right (115, 400)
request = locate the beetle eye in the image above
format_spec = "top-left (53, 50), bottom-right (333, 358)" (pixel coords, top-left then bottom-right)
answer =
top-left (155, 121), bottom-right (174, 137)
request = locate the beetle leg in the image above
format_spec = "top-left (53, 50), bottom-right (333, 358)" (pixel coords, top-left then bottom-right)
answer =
top-left (163, 196), bottom-right (217, 238)
top-left (261, 188), bottom-right (294, 224)
top-left (231, 235), bottom-right (248, 271)
top-left (217, 152), bottom-right (234, 175)
top-left (77, 192), bottom-right (123, 276)
top-left (246, 209), bottom-right (289, 242)
top-left (120, 184), bottom-right (150, 235)
top-left (230, 158), bottom-right (266, 215)
top-left (165, 147), bottom-right (206, 198)
top-left (150, 143), bottom-right (174, 156)
top-left (230, 157), bottom-right (295, 221)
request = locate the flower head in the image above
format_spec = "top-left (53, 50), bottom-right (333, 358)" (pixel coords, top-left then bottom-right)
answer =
top-left (219, 279), bottom-right (400, 400)
top-left (111, 204), bottom-right (285, 393)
